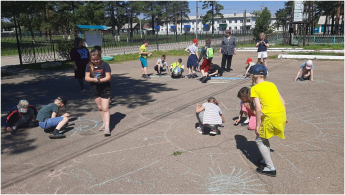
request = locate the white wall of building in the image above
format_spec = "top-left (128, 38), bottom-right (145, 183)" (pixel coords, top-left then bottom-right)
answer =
top-left (156, 13), bottom-right (279, 35)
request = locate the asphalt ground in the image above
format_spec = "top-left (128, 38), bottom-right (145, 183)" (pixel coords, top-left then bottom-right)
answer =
top-left (1, 52), bottom-right (344, 194)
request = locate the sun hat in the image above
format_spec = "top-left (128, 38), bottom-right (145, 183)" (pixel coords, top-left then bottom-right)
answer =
top-left (245, 58), bottom-right (253, 64)
top-left (18, 100), bottom-right (29, 113)
top-left (250, 64), bottom-right (268, 75)
top-left (305, 60), bottom-right (313, 70)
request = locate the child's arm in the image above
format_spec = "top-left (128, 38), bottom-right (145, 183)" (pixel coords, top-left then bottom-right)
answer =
top-left (196, 50), bottom-right (199, 60)
top-left (294, 68), bottom-right (302, 81)
top-left (208, 69), bottom-right (218, 76)
top-left (195, 104), bottom-right (205, 113)
top-left (255, 41), bottom-right (260, 47)
top-left (156, 60), bottom-right (160, 66)
top-left (279, 93), bottom-right (288, 124)
top-left (221, 114), bottom-right (225, 123)
top-left (184, 47), bottom-right (189, 54)
top-left (254, 97), bottom-right (262, 136)
top-left (100, 72), bottom-right (111, 83)
top-left (264, 40), bottom-right (269, 48)
top-left (198, 48), bottom-right (205, 62)
top-left (233, 110), bottom-right (243, 124)
top-left (244, 65), bottom-right (251, 76)
top-left (85, 72), bottom-right (99, 83)
top-left (310, 69), bottom-right (314, 81)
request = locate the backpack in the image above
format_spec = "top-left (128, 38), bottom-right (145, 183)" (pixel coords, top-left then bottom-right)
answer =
top-left (206, 47), bottom-right (214, 60)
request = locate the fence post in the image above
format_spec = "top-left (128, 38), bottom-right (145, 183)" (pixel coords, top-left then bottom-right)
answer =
top-left (52, 40), bottom-right (56, 61)
top-left (333, 36), bottom-right (335, 45)
top-left (276, 34), bottom-right (278, 45)
top-left (32, 41), bottom-right (36, 64)
top-left (313, 36), bottom-right (315, 45)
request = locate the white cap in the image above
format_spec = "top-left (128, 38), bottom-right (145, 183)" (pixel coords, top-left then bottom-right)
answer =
top-left (306, 60), bottom-right (313, 67)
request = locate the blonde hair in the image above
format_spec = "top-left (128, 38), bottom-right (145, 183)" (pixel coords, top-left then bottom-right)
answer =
top-left (89, 49), bottom-right (102, 76)
top-left (252, 75), bottom-right (267, 85)
top-left (259, 33), bottom-right (265, 39)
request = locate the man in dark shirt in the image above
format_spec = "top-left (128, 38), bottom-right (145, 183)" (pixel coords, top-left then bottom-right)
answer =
top-left (208, 64), bottom-right (223, 77)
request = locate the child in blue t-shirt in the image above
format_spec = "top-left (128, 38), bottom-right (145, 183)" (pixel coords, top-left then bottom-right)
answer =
top-left (294, 60), bottom-right (314, 81)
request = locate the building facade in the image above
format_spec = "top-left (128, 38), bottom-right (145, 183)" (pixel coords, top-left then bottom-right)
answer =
top-left (155, 13), bottom-right (280, 35)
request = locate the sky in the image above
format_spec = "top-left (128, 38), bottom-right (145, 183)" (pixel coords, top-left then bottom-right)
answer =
top-left (187, 1), bottom-right (287, 16)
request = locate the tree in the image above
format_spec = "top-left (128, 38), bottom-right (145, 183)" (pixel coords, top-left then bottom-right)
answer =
top-left (143, 1), bottom-right (162, 37)
top-left (77, 2), bottom-right (106, 26)
top-left (253, 7), bottom-right (272, 39)
top-left (201, 1), bottom-right (224, 36)
top-left (127, 1), bottom-right (145, 41)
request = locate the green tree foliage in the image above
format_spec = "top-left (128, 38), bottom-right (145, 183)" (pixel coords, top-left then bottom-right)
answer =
top-left (201, 1), bottom-right (224, 36)
top-left (77, 2), bottom-right (106, 26)
top-left (253, 7), bottom-right (272, 39)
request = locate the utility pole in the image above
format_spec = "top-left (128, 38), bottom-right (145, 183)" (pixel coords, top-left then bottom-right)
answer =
top-left (139, 14), bottom-right (142, 39)
top-left (212, 2), bottom-right (214, 36)
top-left (303, 2), bottom-right (307, 46)
top-left (196, 1), bottom-right (198, 39)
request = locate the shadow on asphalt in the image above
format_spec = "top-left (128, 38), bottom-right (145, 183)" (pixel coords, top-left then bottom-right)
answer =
top-left (110, 112), bottom-right (126, 132)
top-left (235, 135), bottom-right (262, 167)
top-left (1, 71), bottom-right (176, 156)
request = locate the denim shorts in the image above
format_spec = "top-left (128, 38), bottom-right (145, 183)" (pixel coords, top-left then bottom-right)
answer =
top-left (140, 57), bottom-right (148, 67)
top-left (39, 117), bottom-right (64, 130)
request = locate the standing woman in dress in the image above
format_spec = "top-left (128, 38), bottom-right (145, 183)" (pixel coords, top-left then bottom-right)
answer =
top-left (219, 30), bottom-right (237, 72)
top-left (70, 37), bottom-right (90, 91)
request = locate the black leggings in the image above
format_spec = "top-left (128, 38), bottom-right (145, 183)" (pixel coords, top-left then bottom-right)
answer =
top-left (221, 54), bottom-right (233, 71)
top-left (77, 78), bottom-right (84, 90)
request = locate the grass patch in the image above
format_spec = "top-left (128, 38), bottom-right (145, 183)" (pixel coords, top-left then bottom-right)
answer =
top-left (288, 52), bottom-right (344, 56)
top-left (173, 151), bottom-right (182, 156)
top-left (268, 54), bottom-right (279, 59)
top-left (302, 44), bottom-right (344, 50)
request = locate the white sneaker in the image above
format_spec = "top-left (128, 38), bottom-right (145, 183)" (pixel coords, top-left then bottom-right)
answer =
top-left (104, 126), bottom-right (111, 136)
top-left (99, 123), bottom-right (105, 131)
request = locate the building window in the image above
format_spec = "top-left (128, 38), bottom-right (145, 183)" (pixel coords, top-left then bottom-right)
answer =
top-left (192, 28), bottom-right (194, 31)
top-left (229, 27), bottom-right (232, 30)
top-left (240, 20), bottom-right (243, 23)
top-left (235, 20), bottom-right (237, 23)
top-left (247, 19), bottom-right (251, 22)
top-left (192, 22), bottom-right (194, 25)
top-left (235, 27), bottom-right (237, 30)
top-left (221, 20), bottom-right (226, 23)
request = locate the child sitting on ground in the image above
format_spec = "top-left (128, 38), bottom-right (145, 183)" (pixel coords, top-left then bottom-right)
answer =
top-left (185, 39), bottom-right (199, 78)
top-left (208, 63), bottom-right (223, 77)
top-left (294, 60), bottom-right (314, 81)
top-left (170, 58), bottom-right (185, 78)
top-left (243, 58), bottom-right (256, 78)
top-left (250, 64), bottom-right (287, 177)
top-left (4, 100), bottom-right (37, 135)
top-left (198, 38), bottom-right (214, 83)
top-left (233, 87), bottom-right (256, 130)
top-left (37, 96), bottom-right (69, 139)
top-left (154, 54), bottom-right (169, 76)
top-left (195, 97), bottom-right (225, 135)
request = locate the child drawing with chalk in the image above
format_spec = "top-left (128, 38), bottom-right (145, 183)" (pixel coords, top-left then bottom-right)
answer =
top-left (85, 49), bottom-right (112, 136)
top-left (294, 60), bottom-right (314, 81)
top-left (234, 87), bottom-right (256, 131)
top-left (195, 97), bottom-right (225, 135)
top-left (250, 64), bottom-right (287, 177)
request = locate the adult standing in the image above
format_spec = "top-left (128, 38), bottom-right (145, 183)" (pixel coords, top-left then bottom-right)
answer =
top-left (219, 30), bottom-right (237, 72)
top-left (70, 37), bottom-right (90, 91)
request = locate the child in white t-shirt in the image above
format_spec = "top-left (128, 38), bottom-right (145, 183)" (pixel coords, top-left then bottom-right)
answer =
top-left (154, 55), bottom-right (168, 76)
top-left (195, 97), bottom-right (225, 135)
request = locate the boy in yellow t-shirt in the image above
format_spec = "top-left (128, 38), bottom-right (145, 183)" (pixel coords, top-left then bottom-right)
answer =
top-left (139, 40), bottom-right (152, 78)
top-left (250, 64), bottom-right (287, 177)
top-left (169, 58), bottom-right (185, 78)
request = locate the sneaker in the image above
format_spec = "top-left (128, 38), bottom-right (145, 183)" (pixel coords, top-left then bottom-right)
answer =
top-left (201, 76), bottom-right (208, 83)
top-left (198, 129), bottom-right (203, 134)
top-left (142, 74), bottom-right (145, 78)
top-left (104, 126), bottom-right (111, 136)
top-left (99, 123), bottom-right (105, 131)
top-left (49, 132), bottom-right (66, 139)
top-left (158, 73), bottom-right (162, 77)
top-left (210, 129), bottom-right (217, 135)
top-left (12, 126), bottom-right (17, 131)
top-left (255, 167), bottom-right (276, 177)
top-left (187, 74), bottom-right (191, 79)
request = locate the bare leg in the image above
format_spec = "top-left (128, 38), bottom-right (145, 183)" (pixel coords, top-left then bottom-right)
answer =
top-left (143, 67), bottom-right (148, 75)
top-left (102, 98), bottom-right (111, 135)
top-left (55, 117), bottom-right (69, 130)
top-left (263, 58), bottom-right (267, 67)
top-left (95, 97), bottom-right (105, 123)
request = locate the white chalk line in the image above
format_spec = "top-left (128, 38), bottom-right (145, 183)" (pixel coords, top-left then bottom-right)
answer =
top-left (303, 116), bottom-right (344, 121)
top-left (284, 145), bottom-right (314, 159)
top-left (166, 107), bottom-right (194, 117)
top-left (275, 151), bottom-right (301, 172)
top-left (88, 159), bottom-right (161, 189)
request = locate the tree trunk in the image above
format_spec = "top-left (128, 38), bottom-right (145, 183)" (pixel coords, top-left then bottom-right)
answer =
top-left (212, 2), bottom-right (214, 36)
top-left (180, 10), bottom-right (183, 35)
top-left (331, 13), bottom-right (335, 35)
top-left (175, 9), bottom-right (177, 41)
top-left (17, 18), bottom-right (22, 41)
top-left (110, 3), bottom-right (115, 36)
top-left (130, 11), bottom-right (133, 42)
top-left (166, 23), bottom-right (169, 35)
top-left (335, 1), bottom-right (341, 35)
top-left (29, 22), bottom-right (35, 42)
top-left (323, 15), bottom-right (328, 35)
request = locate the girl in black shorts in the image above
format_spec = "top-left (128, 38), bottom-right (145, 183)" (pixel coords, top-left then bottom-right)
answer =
top-left (85, 49), bottom-right (112, 136)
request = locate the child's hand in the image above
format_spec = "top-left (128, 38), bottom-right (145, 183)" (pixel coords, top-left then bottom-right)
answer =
top-left (310, 79), bottom-right (314, 82)
top-left (6, 127), bottom-right (12, 132)
top-left (294, 78), bottom-right (298, 81)
top-left (255, 129), bottom-right (260, 136)
top-left (196, 103), bottom-right (201, 107)
top-left (234, 118), bottom-right (240, 125)
top-left (62, 113), bottom-right (70, 117)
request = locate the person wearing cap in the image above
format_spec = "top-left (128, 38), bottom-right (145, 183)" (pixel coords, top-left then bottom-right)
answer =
top-left (36, 97), bottom-right (69, 139)
top-left (294, 60), bottom-right (314, 81)
top-left (70, 37), bottom-right (90, 92)
top-left (250, 64), bottom-right (287, 177)
top-left (185, 39), bottom-right (199, 78)
top-left (219, 30), bottom-right (237, 72)
top-left (243, 58), bottom-right (256, 78)
top-left (4, 100), bottom-right (37, 134)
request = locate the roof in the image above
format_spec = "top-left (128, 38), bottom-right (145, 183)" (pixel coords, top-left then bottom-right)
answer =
top-left (77, 25), bottom-right (110, 30)
top-left (121, 23), bottom-right (139, 30)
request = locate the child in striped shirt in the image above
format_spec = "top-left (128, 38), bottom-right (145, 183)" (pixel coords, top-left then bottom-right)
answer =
top-left (195, 97), bottom-right (225, 135)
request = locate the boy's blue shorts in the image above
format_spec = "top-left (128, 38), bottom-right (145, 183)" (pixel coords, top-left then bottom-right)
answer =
top-left (140, 57), bottom-right (148, 67)
top-left (39, 117), bottom-right (64, 130)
